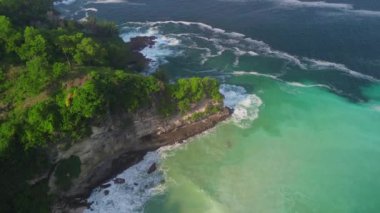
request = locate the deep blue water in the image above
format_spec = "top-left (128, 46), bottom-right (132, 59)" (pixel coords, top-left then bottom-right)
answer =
top-left (58, 0), bottom-right (380, 101)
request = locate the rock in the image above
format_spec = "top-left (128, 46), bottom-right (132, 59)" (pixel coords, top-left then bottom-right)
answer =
top-left (113, 178), bottom-right (125, 184)
top-left (129, 36), bottom-right (157, 52)
top-left (147, 163), bottom-right (157, 174)
top-left (104, 190), bottom-right (109, 196)
top-left (49, 100), bottom-right (232, 208)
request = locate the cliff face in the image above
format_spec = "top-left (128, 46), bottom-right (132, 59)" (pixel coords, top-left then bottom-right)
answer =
top-left (48, 99), bottom-right (231, 201)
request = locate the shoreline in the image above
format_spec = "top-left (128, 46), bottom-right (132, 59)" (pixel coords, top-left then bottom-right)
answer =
top-left (53, 107), bottom-right (233, 212)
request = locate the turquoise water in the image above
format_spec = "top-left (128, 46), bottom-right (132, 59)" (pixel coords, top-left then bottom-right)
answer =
top-left (57, 1), bottom-right (380, 212)
top-left (144, 76), bottom-right (380, 213)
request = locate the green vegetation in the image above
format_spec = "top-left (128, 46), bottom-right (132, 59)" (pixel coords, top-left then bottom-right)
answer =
top-left (0, 1), bottom-right (223, 212)
top-left (171, 77), bottom-right (222, 112)
top-left (187, 105), bottom-right (222, 122)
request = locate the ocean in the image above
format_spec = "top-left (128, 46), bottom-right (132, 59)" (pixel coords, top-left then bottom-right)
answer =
top-left (56, 1), bottom-right (380, 212)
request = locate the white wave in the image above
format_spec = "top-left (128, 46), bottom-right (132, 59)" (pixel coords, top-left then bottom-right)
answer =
top-left (121, 27), bottom-right (159, 43)
top-left (84, 7), bottom-right (98, 12)
top-left (120, 27), bottom-right (182, 73)
top-left (286, 82), bottom-right (331, 89)
top-left (233, 70), bottom-right (280, 81)
top-left (141, 36), bottom-right (182, 73)
top-left (278, 0), bottom-right (353, 10)
top-left (234, 47), bottom-right (258, 56)
top-left (304, 58), bottom-right (380, 82)
top-left (85, 151), bottom-right (165, 213)
top-left (233, 71), bottom-right (334, 90)
top-left (54, 0), bottom-right (77, 5)
top-left (126, 21), bottom-right (306, 68)
top-left (278, 0), bottom-right (380, 17)
top-left (92, 0), bottom-right (126, 3)
top-left (220, 84), bottom-right (262, 128)
top-left (217, 0), bottom-right (380, 17)
top-left (121, 21), bottom-right (379, 81)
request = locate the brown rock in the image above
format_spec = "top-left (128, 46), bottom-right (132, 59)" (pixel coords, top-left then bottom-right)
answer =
top-left (129, 36), bottom-right (157, 52)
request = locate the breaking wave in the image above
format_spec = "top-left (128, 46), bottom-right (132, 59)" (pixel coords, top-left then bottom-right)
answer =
top-left (119, 21), bottom-right (379, 83)
top-left (220, 84), bottom-right (263, 128)
top-left (85, 148), bottom-right (170, 213)
top-left (54, 0), bottom-right (78, 5)
top-left (120, 26), bottom-right (182, 73)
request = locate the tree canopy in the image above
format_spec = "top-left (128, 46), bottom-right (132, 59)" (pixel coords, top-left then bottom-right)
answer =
top-left (0, 2), bottom-right (224, 212)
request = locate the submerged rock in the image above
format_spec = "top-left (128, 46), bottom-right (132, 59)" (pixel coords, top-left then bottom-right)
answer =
top-left (147, 163), bottom-right (157, 174)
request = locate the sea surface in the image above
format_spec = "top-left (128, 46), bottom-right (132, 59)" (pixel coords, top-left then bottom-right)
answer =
top-left (56, 1), bottom-right (380, 212)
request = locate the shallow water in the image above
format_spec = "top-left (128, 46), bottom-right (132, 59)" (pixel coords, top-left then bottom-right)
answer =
top-left (144, 76), bottom-right (380, 213)
top-left (56, 1), bottom-right (380, 212)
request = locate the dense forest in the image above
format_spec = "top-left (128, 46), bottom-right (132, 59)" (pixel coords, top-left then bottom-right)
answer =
top-left (0, 0), bottom-right (222, 212)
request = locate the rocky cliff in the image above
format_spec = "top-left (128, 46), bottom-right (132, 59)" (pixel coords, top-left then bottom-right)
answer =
top-left (48, 99), bottom-right (231, 211)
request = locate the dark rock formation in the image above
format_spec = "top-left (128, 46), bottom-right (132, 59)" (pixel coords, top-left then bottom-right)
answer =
top-left (147, 163), bottom-right (157, 174)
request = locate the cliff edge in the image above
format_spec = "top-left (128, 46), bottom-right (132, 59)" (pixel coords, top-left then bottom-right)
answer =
top-left (49, 99), bottom-right (231, 212)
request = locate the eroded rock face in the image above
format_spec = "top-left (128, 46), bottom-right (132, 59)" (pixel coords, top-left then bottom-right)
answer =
top-left (49, 100), bottom-right (231, 211)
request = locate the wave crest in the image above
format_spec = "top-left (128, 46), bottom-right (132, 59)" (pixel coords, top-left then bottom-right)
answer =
top-left (220, 84), bottom-right (263, 128)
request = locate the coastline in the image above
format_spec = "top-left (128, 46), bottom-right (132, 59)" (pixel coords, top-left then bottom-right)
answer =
top-left (52, 106), bottom-right (232, 212)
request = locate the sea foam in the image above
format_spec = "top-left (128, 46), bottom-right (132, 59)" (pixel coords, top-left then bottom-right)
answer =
top-left (85, 151), bottom-right (166, 213)
top-left (120, 20), bottom-right (380, 83)
top-left (120, 26), bottom-right (182, 73)
top-left (54, 0), bottom-right (77, 5)
top-left (220, 84), bottom-right (263, 128)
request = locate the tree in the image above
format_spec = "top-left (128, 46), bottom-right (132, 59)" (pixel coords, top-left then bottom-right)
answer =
top-left (57, 33), bottom-right (84, 67)
top-left (0, 121), bottom-right (17, 153)
top-left (22, 101), bottom-right (58, 149)
top-left (57, 33), bottom-right (105, 66)
top-left (52, 62), bottom-right (69, 79)
top-left (171, 77), bottom-right (222, 113)
top-left (69, 81), bottom-right (105, 118)
top-left (17, 27), bottom-right (47, 61)
top-left (0, 16), bottom-right (21, 54)
top-left (24, 56), bottom-right (50, 93)
top-left (74, 37), bottom-right (105, 65)
top-left (0, 0), bottom-right (53, 25)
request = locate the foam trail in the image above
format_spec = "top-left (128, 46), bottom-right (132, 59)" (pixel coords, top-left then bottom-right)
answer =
top-left (92, 0), bottom-right (126, 3)
top-left (54, 0), bottom-right (77, 5)
top-left (124, 21), bottom-right (306, 69)
top-left (305, 58), bottom-right (380, 82)
top-left (220, 0), bottom-right (380, 17)
top-left (233, 71), bottom-right (333, 90)
top-left (120, 21), bottom-right (380, 82)
top-left (277, 0), bottom-right (380, 17)
top-left (278, 0), bottom-right (353, 10)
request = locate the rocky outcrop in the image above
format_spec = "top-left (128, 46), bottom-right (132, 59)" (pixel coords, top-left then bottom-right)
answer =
top-left (129, 36), bottom-right (156, 52)
top-left (49, 99), bottom-right (231, 211)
